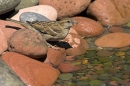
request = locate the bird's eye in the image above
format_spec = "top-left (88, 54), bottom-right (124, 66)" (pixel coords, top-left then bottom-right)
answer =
top-left (67, 20), bottom-right (71, 23)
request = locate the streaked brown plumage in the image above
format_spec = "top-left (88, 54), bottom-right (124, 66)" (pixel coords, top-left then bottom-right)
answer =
top-left (7, 18), bottom-right (77, 41)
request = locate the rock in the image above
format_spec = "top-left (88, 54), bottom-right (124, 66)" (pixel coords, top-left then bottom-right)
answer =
top-left (96, 50), bottom-right (113, 57)
top-left (58, 73), bottom-right (73, 80)
top-left (0, 20), bottom-right (24, 40)
top-left (0, 0), bottom-right (20, 15)
top-left (109, 81), bottom-right (118, 86)
top-left (58, 61), bottom-right (86, 72)
top-left (72, 17), bottom-right (104, 37)
top-left (87, 0), bottom-right (130, 26)
top-left (44, 47), bottom-right (66, 67)
top-left (20, 12), bottom-right (50, 22)
top-left (0, 20), bottom-right (21, 54)
top-left (15, 0), bottom-right (39, 11)
top-left (63, 28), bottom-right (89, 56)
top-left (11, 5), bottom-right (57, 21)
top-left (65, 56), bottom-right (75, 61)
top-left (97, 57), bottom-right (111, 63)
top-left (0, 29), bottom-right (8, 54)
top-left (8, 29), bottom-right (48, 59)
top-left (0, 58), bottom-right (26, 86)
top-left (89, 80), bottom-right (102, 86)
top-left (108, 26), bottom-right (125, 33)
top-left (95, 33), bottom-right (130, 48)
top-left (1, 52), bottom-right (60, 86)
top-left (39, 0), bottom-right (91, 19)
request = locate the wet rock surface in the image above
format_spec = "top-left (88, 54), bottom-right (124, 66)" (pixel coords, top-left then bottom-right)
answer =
top-left (72, 17), bottom-right (104, 37)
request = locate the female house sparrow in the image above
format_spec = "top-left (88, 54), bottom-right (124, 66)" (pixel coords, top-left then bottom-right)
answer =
top-left (7, 18), bottom-right (77, 41)
top-left (6, 18), bottom-right (77, 49)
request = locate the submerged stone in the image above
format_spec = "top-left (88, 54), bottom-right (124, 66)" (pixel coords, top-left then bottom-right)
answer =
top-left (58, 73), bottom-right (73, 80)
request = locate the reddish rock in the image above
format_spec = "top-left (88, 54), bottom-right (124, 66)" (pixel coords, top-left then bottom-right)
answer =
top-left (109, 26), bottom-right (125, 33)
top-left (87, 0), bottom-right (130, 26)
top-left (1, 52), bottom-right (60, 86)
top-left (39, 0), bottom-right (91, 19)
top-left (63, 28), bottom-right (89, 56)
top-left (58, 61), bottom-right (86, 72)
top-left (95, 33), bottom-right (130, 48)
top-left (0, 20), bottom-right (24, 40)
top-left (44, 47), bottom-right (66, 67)
top-left (11, 5), bottom-right (57, 21)
top-left (65, 56), bottom-right (75, 61)
top-left (72, 17), bottom-right (104, 37)
top-left (8, 29), bottom-right (48, 59)
top-left (0, 29), bottom-right (8, 54)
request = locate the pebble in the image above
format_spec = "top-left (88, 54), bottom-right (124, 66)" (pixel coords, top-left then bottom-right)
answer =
top-left (109, 81), bottom-right (118, 86)
top-left (72, 17), bottom-right (104, 37)
top-left (95, 33), bottom-right (130, 48)
top-left (58, 73), bottom-right (73, 80)
top-left (122, 70), bottom-right (130, 75)
top-left (0, 20), bottom-right (24, 40)
top-left (65, 56), bottom-right (75, 61)
top-left (82, 59), bottom-right (88, 65)
top-left (1, 52), bottom-right (60, 86)
top-left (115, 51), bottom-right (125, 56)
top-left (39, 0), bottom-right (91, 18)
top-left (20, 12), bottom-right (50, 22)
top-left (116, 46), bottom-right (130, 51)
top-left (87, 0), bottom-right (130, 26)
top-left (98, 74), bottom-right (110, 80)
top-left (0, 0), bottom-right (20, 15)
top-left (11, 5), bottom-right (57, 21)
top-left (0, 20), bottom-right (25, 55)
top-left (88, 75), bottom-right (98, 80)
top-left (109, 26), bottom-right (125, 33)
top-left (96, 69), bottom-right (105, 75)
top-left (58, 62), bottom-right (86, 73)
top-left (8, 29), bottom-right (48, 59)
top-left (121, 75), bottom-right (129, 79)
top-left (97, 57), bottom-right (111, 63)
top-left (44, 47), bottom-right (66, 66)
top-left (89, 80), bottom-right (102, 86)
top-left (76, 80), bottom-right (89, 85)
top-left (63, 28), bottom-right (89, 56)
top-left (84, 50), bottom-right (96, 58)
top-left (0, 29), bottom-right (8, 54)
top-left (64, 81), bottom-right (76, 86)
top-left (104, 67), bottom-right (117, 74)
top-left (15, 0), bottom-right (39, 11)
top-left (96, 50), bottom-right (113, 57)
